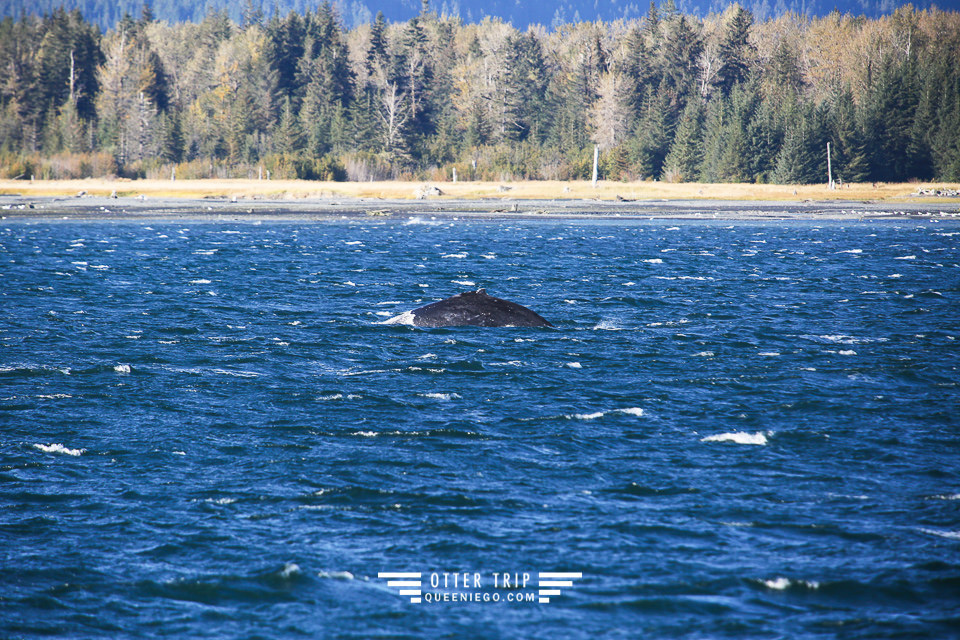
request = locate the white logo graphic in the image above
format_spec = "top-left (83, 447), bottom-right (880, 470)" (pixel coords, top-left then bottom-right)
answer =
top-left (537, 572), bottom-right (582, 603)
top-left (378, 570), bottom-right (583, 605)
top-left (378, 572), bottom-right (423, 603)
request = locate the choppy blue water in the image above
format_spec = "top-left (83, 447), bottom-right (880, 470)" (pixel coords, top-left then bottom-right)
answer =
top-left (2, 216), bottom-right (959, 639)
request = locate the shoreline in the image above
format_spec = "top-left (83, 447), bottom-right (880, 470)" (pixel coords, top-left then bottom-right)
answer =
top-left (2, 185), bottom-right (959, 224)
top-left (2, 196), bottom-right (959, 223)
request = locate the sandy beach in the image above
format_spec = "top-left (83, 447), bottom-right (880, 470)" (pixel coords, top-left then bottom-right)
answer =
top-left (1, 179), bottom-right (959, 221)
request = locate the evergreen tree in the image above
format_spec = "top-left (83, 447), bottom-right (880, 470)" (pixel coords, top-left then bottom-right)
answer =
top-left (929, 71), bottom-right (960, 180)
top-left (862, 56), bottom-right (920, 181)
top-left (715, 80), bottom-right (758, 180)
top-left (714, 4), bottom-right (755, 95)
top-left (399, 16), bottom-right (432, 142)
top-left (267, 11), bottom-right (305, 102)
top-left (500, 32), bottom-right (549, 143)
top-left (347, 87), bottom-right (380, 152)
top-left (660, 15), bottom-right (701, 111)
top-left (771, 103), bottom-right (825, 184)
top-left (139, 2), bottom-right (155, 26)
top-left (35, 9), bottom-right (103, 124)
top-left (276, 96), bottom-right (302, 155)
top-left (367, 11), bottom-right (388, 75)
top-left (628, 83), bottom-right (671, 178)
top-left (699, 96), bottom-right (725, 182)
top-left (158, 110), bottom-right (184, 163)
top-left (832, 89), bottom-right (869, 183)
top-left (744, 93), bottom-right (782, 182)
top-left (241, 0), bottom-right (264, 30)
top-left (662, 97), bottom-right (703, 181)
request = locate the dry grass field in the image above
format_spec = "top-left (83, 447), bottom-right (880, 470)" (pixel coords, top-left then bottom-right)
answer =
top-left (0, 178), bottom-right (957, 203)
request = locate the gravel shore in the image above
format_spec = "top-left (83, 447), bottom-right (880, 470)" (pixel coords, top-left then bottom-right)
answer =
top-left (2, 193), bottom-right (959, 222)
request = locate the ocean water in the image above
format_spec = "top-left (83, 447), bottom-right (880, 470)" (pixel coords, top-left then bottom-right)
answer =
top-left (1, 216), bottom-right (959, 639)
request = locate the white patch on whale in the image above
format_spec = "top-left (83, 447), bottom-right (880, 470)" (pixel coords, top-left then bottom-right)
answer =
top-left (381, 311), bottom-right (416, 326)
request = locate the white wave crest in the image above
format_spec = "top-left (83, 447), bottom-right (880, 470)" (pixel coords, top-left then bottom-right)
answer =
top-left (318, 570), bottom-right (354, 580)
top-left (762, 577), bottom-right (819, 590)
top-left (114, 363), bottom-right (131, 374)
top-left (405, 216), bottom-right (440, 225)
top-left (34, 443), bottom-right (86, 456)
top-left (894, 255), bottom-right (916, 260)
top-left (211, 368), bottom-right (259, 378)
top-left (571, 407), bottom-right (644, 420)
top-left (566, 362), bottom-right (582, 368)
top-left (919, 528), bottom-right (960, 540)
top-left (419, 392), bottom-right (461, 400)
top-left (352, 430), bottom-right (379, 437)
top-left (593, 321), bottom-right (622, 331)
top-left (574, 411), bottom-right (606, 420)
top-left (701, 431), bottom-right (769, 445)
top-left (820, 334), bottom-right (854, 343)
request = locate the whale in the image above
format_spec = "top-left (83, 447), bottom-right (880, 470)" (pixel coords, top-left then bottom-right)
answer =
top-left (382, 289), bottom-right (553, 328)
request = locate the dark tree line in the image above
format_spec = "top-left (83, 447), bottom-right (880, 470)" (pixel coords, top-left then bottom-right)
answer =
top-left (1, 2), bottom-right (959, 183)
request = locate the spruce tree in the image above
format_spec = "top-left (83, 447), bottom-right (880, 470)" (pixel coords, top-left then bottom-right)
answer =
top-left (744, 95), bottom-right (782, 182)
top-left (662, 97), bottom-right (703, 181)
top-left (367, 11), bottom-right (388, 74)
top-left (699, 97), bottom-right (725, 182)
top-left (862, 56), bottom-right (920, 181)
top-left (629, 83), bottom-right (671, 179)
top-left (832, 89), bottom-right (869, 183)
top-left (276, 96), bottom-right (302, 155)
top-left (772, 104), bottom-right (823, 184)
top-left (715, 5), bottom-right (755, 95)
top-left (660, 16), bottom-right (701, 110)
top-left (716, 81), bottom-right (757, 181)
top-left (158, 111), bottom-right (184, 163)
top-left (268, 11), bottom-right (306, 102)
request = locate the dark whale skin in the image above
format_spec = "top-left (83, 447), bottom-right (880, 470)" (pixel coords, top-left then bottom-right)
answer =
top-left (387, 289), bottom-right (553, 328)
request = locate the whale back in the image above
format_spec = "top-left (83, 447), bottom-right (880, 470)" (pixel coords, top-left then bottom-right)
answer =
top-left (389, 290), bottom-right (553, 328)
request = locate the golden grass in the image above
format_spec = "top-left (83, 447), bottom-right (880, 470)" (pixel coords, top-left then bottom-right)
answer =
top-left (1, 178), bottom-right (958, 203)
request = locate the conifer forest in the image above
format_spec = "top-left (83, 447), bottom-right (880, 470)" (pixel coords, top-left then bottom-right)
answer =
top-left (1, 1), bottom-right (958, 184)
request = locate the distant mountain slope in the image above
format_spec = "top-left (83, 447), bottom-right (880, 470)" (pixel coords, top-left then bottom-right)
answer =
top-left (0, 0), bottom-right (948, 31)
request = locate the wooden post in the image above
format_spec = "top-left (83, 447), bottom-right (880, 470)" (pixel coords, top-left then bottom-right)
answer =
top-left (452, 167), bottom-right (457, 183)
top-left (826, 141), bottom-right (832, 188)
top-left (69, 50), bottom-right (76, 104)
top-left (592, 144), bottom-right (599, 188)
top-left (258, 166), bottom-right (263, 180)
